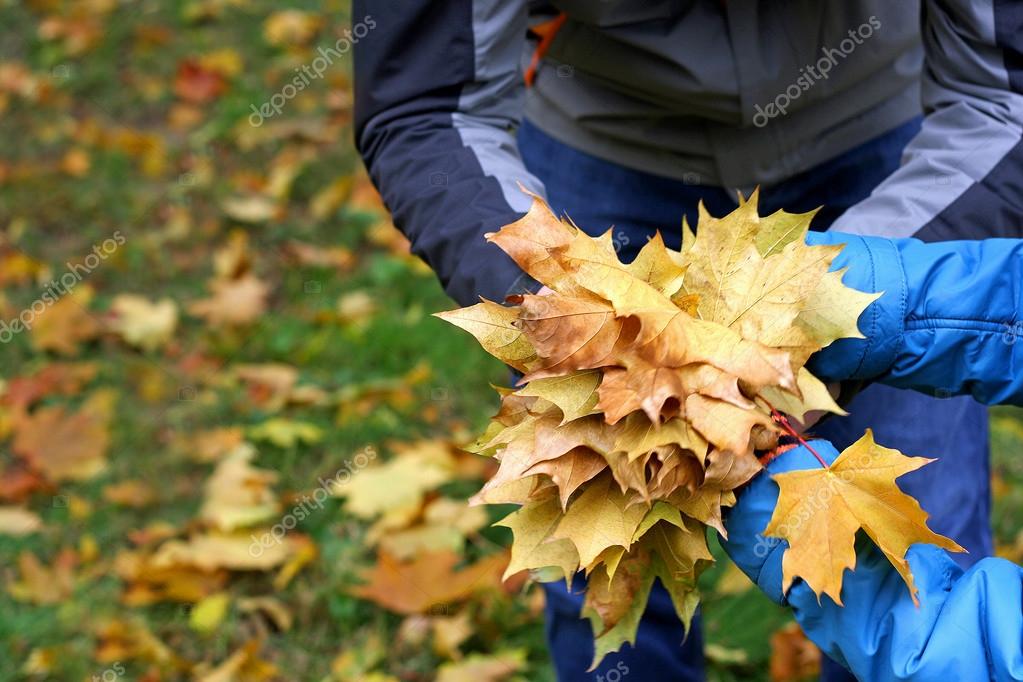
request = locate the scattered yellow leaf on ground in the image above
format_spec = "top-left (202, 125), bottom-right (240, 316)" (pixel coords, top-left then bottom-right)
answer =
top-left (7, 549), bottom-right (77, 604)
top-left (188, 273), bottom-right (269, 327)
top-left (30, 285), bottom-right (101, 355)
top-left (108, 294), bottom-right (178, 351)
top-left (0, 506), bottom-right (42, 535)
top-left (436, 650), bottom-right (526, 682)
top-left (199, 443), bottom-right (279, 531)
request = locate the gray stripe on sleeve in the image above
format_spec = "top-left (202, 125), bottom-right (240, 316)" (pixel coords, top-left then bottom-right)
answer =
top-left (453, 0), bottom-right (545, 213)
top-left (832, 0), bottom-right (1023, 237)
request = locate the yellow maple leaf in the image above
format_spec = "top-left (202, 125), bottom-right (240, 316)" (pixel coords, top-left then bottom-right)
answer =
top-left (433, 300), bottom-right (537, 372)
top-left (550, 472), bottom-right (647, 567)
top-left (495, 494), bottom-right (580, 583)
top-left (514, 370), bottom-right (600, 424)
top-left (30, 285), bottom-right (101, 355)
top-left (765, 430), bottom-right (965, 605)
top-left (333, 440), bottom-right (455, 524)
top-left (107, 294), bottom-right (178, 352)
top-left (351, 550), bottom-right (508, 615)
top-left (198, 443), bottom-right (279, 531)
top-left (188, 273), bottom-right (269, 327)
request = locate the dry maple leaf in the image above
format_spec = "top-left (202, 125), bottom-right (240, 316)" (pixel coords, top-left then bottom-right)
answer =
top-left (0, 506), bottom-right (43, 536)
top-left (333, 440), bottom-right (454, 527)
top-left (199, 443), bottom-right (280, 531)
top-left (116, 548), bottom-right (228, 605)
top-left (515, 370), bottom-right (600, 424)
top-left (30, 285), bottom-right (101, 355)
top-left (234, 363), bottom-right (298, 410)
top-left (102, 480), bottom-right (158, 508)
top-left (221, 195), bottom-right (280, 224)
top-left (351, 550), bottom-right (508, 615)
top-left (765, 430), bottom-right (965, 605)
top-left (434, 300), bottom-right (538, 373)
top-left (188, 273), bottom-right (269, 327)
top-left (263, 10), bottom-right (323, 47)
top-left (194, 639), bottom-right (278, 682)
top-left (150, 532), bottom-right (306, 572)
top-left (582, 517), bottom-right (712, 664)
top-left (496, 494), bottom-right (580, 584)
top-left (11, 389), bottom-right (114, 482)
top-left (2, 361), bottom-right (98, 413)
top-left (94, 617), bottom-right (182, 669)
top-left (173, 58), bottom-right (227, 103)
top-left (770, 622), bottom-right (821, 682)
top-left (107, 294), bottom-right (178, 351)
top-left (436, 650), bottom-right (526, 682)
top-left (7, 549), bottom-right (77, 604)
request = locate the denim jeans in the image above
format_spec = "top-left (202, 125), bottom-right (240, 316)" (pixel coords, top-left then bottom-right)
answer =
top-left (517, 117), bottom-right (992, 682)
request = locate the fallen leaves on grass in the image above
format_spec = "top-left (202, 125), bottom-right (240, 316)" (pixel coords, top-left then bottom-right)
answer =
top-left (189, 235), bottom-right (270, 327)
top-left (199, 443), bottom-right (279, 531)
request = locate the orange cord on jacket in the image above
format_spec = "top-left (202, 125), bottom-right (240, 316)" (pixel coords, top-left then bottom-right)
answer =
top-left (525, 13), bottom-right (568, 87)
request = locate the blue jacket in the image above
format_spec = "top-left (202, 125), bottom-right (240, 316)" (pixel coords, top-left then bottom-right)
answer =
top-left (723, 233), bottom-right (1023, 681)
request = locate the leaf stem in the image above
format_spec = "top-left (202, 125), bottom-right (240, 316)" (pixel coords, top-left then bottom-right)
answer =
top-left (767, 407), bottom-right (830, 468)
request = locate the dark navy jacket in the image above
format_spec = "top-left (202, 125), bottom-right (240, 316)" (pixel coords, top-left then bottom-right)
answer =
top-left (354, 1), bottom-right (1023, 307)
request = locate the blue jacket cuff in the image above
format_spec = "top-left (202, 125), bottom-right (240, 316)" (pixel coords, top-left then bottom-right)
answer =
top-left (805, 231), bottom-right (907, 381)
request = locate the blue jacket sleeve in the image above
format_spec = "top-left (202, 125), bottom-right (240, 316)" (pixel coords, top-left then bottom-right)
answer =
top-left (353, 1), bottom-right (544, 306)
top-left (807, 232), bottom-right (1023, 406)
top-left (831, 0), bottom-right (1023, 242)
top-left (722, 442), bottom-right (1023, 682)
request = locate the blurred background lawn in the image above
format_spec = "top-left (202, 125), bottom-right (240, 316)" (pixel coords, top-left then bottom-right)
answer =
top-left (1, 2), bottom-right (1021, 681)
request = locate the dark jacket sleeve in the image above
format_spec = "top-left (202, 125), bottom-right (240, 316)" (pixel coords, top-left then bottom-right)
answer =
top-left (832, 0), bottom-right (1023, 240)
top-left (353, 1), bottom-right (545, 306)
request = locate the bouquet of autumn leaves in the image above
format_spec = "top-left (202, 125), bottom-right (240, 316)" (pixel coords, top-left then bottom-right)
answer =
top-left (437, 191), bottom-right (962, 667)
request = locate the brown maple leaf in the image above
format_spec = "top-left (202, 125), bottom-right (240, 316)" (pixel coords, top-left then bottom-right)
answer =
top-left (352, 550), bottom-right (509, 615)
top-left (12, 390), bottom-right (113, 482)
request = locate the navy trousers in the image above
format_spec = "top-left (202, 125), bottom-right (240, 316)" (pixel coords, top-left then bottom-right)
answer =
top-left (517, 117), bottom-right (992, 682)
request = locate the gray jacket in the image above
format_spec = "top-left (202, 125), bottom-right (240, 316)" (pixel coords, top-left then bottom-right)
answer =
top-left (354, 0), bottom-right (1023, 307)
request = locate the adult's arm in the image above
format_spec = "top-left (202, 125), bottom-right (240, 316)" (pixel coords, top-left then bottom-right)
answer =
top-left (832, 0), bottom-right (1023, 241)
top-left (353, 1), bottom-right (544, 306)
top-left (722, 442), bottom-right (1023, 682)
